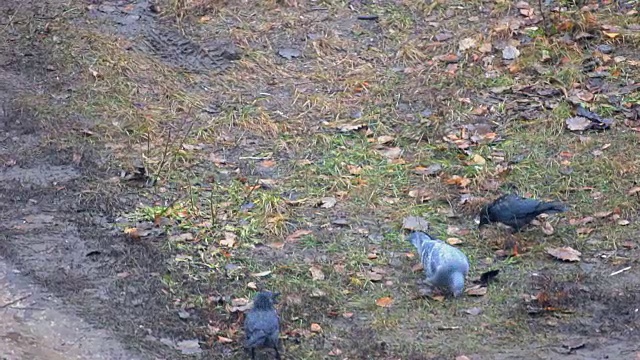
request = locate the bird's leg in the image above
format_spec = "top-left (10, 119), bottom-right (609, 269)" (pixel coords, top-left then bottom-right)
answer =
top-left (251, 348), bottom-right (256, 360)
top-left (274, 345), bottom-right (282, 360)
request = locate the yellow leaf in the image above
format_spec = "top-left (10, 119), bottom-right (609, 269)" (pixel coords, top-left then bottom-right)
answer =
top-left (603, 31), bottom-right (620, 39)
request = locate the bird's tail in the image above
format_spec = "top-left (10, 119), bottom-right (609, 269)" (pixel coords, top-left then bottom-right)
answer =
top-left (245, 330), bottom-right (267, 349)
top-left (538, 201), bottom-right (568, 214)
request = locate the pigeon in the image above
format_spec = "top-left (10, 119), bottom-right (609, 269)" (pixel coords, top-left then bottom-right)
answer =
top-left (244, 291), bottom-right (281, 360)
top-left (408, 231), bottom-right (470, 297)
top-left (478, 193), bottom-right (568, 232)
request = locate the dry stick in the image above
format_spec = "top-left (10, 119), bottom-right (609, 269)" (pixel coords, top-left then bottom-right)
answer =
top-left (242, 178), bottom-right (262, 209)
top-left (0, 293), bottom-right (31, 308)
top-left (538, 0), bottom-right (547, 33)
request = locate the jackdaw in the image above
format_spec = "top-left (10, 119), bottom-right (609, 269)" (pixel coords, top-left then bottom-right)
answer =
top-left (478, 193), bottom-right (568, 232)
top-left (244, 291), bottom-right (281, 360)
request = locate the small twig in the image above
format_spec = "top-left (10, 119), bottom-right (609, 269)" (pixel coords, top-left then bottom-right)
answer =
top-left (538, 0), bottom-right (547, 33)
top-left (0, 293), bottom-right (32, 308)
top-left (242, 178), bottom-right (262, 207)
top-left (610, 266), bottom-right (631, 276)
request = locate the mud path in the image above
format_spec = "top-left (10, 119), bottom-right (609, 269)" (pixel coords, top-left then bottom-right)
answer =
top-left (0, 259), bottom-right (144, 360)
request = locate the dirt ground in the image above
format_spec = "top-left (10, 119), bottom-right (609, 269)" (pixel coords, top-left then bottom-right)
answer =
top-left (1, 0), bottom-right (640, 359)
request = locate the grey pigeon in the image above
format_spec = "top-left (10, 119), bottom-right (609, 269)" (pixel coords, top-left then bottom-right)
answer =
top-left (478, 193), bottom-right (568, 232)
top-left (244, 291), bottom-right (281, 360)
top-left (408, 231), bottom-right (470, 297)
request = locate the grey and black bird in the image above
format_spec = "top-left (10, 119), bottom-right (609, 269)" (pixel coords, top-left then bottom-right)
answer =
top-left (244, 291), bottom-right (281, 360)
top-left (407, 231), bottom-right (470, 298)
top-left (478, 193), bottom-right (567, 255)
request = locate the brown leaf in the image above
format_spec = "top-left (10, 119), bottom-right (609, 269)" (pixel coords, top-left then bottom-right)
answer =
top-left (328, 348), bottom-right (343, 356)
top-left (309, 266), bottom-right (325, 281)
top-left (569, 216), bottom-right (594, 226)
top-left (310, 323), bottom-right (322, 333)
top-left (359, 270), bottom-right (383, 282)
top-left (445, 175), bottom-right (472, 187)
top-left (377, 147), bottom-right (403, 160)
top-left (217, 336), bottom-right (233, 343)
top-left (346, 164), bottom-right (362, 175)
top-left (220, 232), bottom-right (237, 247)
top-left (547, 247), bottom-right (581, 262)
top-left (408, 188), bottom-right (433, 202)
top-left (541, 222), bottom-right (555, 236)
top-left (566, 116), bottom-right (595, 131)
top-left (465, 285), bottom-right (487, 296)
top-left (412, 263), bottom-right (424, 272)
top-left (593, 211), bottom-right (613, 218)
top-left (377, 135), bottom-right (395, 144)
top-left (250, 270), bottom-right (273, 277)
top-left (446, 237), bottom-right (464, 245)
top-left (259, 159), bottom-right (276, 168)
top-left (286, 229), bottom-right (312, 242)
top-left (402, 216), bottom-right (429, 231)
top-left (576, 227), bottom-right (594, 235)
top-left (414, 164), bottom-right (442, 176)
top-left (267, 242), bottom-right (285, 249)
top-left (318, 197), bottom-right (337, 208)
top-left (375, 296), bottom-right (393, 307)
top-left (628, 186), bottom-right (640, 195)
top-left (435, 54), bottom-right (460, 63)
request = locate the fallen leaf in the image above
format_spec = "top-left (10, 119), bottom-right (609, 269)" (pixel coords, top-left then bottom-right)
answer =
top-left (465, 285), bottom-right (487, 296)
top-left (217, 336), bottom-right (233, 343)
top-left (593, 211), bottom-right (612, 218)
top-left (247, 282), bottom-right (258, 290)
top-left (602, 31), bottom-right (620, 39)
top-left (414, 164), bottom-right (442, 176)
top-left (319, 197), bottom-right (337, 208)
top-left (502, 45), bottom-right (520, 60)
top-left (342, 312), bottom-right (354, 318)
top-left (547, 247), bottom-right (581, 262)
top-left (377, 135), bottom-right (395, 144)
top-left (569, 216), bottom-right (594, 226)
top-left (251, 270), bottom-right (273, 277)
top-left (286, 229), bottom-right (312, 242)
top-left (576, 227), bottom-right (594, 235)
top-left (377, 147), bottom-right (403, 160)
top-left (310, 266), bottom-right (325, 281)
top-left (618, 219), bottom-right (630, 226)
top-left (541, 222), bottom-right (555, 236)
top-left (267, 242), bottom-right (285, 249)
top-left (310, 323), bottom-right (322, 332)
top-left (169, 233), bottom-right (194, 242)
top-left (402, 216), bottom-right (429, 231)
top-left (435, 54), bottom-right (460, 63)
top-left (359, 270), bottom-right (383, 282)
top-left (628, 186), bottom-right (640, 195)
top-left (328, 348), bottom-right (343, 356)
top-left (467, 154), bottom-right (486, 166)
top-left (408, 188), bottom-right (433, 202)
top-left (346, 164), bottom-right (362, 175)
top-left (367, 253), bottom-right (378, 259)
top-left (412, 263), bottom-right (424, 272)
top-left (220, 232), bottom-right (236, 247)
top-left (566, 117), bottom-right (592, 131)
top-left (464, 307), bottom-right (483, 315)
top-left (176, 339), bottom-right (202, 355)
top-left (459, 37), bottom-right (477, 51)
top-left (446, 237), bottom-right (463, 245)
top-left (259, 159), bottom-right (276, 168)
top-left (456, 356), bottom-right (471, 360)
top-left (445, 175), bottom-right (472, 187)
top-left (375, 296), bottom-right (393, 307)
top-left (479, 42), bottom-right (492, 53)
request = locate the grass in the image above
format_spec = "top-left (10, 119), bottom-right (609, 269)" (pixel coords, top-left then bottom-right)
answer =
top-left (11, 0), bottom-right (640, 358)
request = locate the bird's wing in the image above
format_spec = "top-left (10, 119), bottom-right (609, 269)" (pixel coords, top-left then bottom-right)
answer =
top-left (494, 195), bottom-right (541, 217)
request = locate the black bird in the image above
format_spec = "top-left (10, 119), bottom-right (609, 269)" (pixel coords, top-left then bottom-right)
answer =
top-left (479, 193), bottom-right (568, 232)
top-left (478, 193), bottom-right (567, 256)
top-left (244, 291), bottom-right (281, 360)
